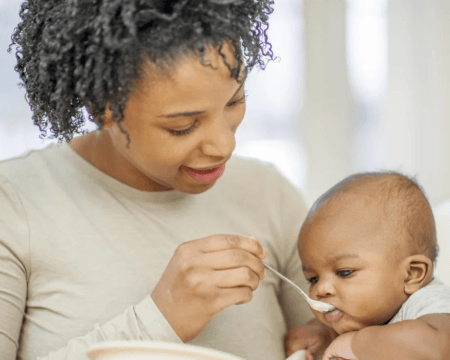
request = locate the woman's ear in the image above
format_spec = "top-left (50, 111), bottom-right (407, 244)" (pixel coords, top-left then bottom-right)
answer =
top-left (85, 103), bottom-right (114, 130)
top-left (403, 254), bottom-right (433, 295)
top-left (100, 104), bottom-right (114, 130)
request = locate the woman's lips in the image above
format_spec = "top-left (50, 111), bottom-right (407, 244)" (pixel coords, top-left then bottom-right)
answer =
top-left (184, 164), bottom-right (226, 183)
top-left (325, 309), bottom-right (344, 322)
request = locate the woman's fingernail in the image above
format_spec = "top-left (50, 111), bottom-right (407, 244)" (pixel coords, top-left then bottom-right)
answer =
top-left (248, 236), bottom-right (267, 258)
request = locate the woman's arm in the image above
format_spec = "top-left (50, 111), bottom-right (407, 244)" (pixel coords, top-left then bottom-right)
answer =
top-left (0, 178), bottom-right (29, 360)
top-left (39, 234), bottom-right (266, 360)
top-left (39, 295), bottom-right (183, 360)
top-left (322, 314), bottom-right (450, 360)
top-left (0, 240), bottom-right (27, 360)
top-left (351, 314), bottom-right (450, 360)
top-left (0, 177), bottom-right (187, 360)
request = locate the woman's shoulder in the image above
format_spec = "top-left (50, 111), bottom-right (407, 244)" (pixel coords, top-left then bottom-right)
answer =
top-left (226, 155), bottom-right (301, 193)
top-left (0, 143), bottom-right (74, 197)
top-left (218, 155), bottom-right (307, 210)
top-left (0, 144), bottom-right (59, 177)
top-left (226, 155), bottom-right (286, 182)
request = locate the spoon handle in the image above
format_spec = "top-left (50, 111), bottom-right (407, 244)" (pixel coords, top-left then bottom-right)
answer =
top-left (262, 261), bottom-right (310, 301)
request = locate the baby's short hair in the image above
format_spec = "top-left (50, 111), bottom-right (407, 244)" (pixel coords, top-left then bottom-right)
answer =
top-left (305, 171), bottom-right (438, 263)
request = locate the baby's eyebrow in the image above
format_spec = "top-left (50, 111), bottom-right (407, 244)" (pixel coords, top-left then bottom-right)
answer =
top-left (301, 253), bottom-right (361, 271)
top-left (333, 253), bottom-right (361, 261)
top-left (301, 264), bottom-right (311, 272)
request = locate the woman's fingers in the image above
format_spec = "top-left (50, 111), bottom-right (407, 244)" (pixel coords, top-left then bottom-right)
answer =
top-left (194, 234), bottom-right (267, 259)
top-left (214, 286), bottom-right (254, 308)
top-left (204, 248), bottom-right (265, 280)
top-left (214, 267), bottom-right (262, 290)
top-left (151, 234), bottom-right (267, 342)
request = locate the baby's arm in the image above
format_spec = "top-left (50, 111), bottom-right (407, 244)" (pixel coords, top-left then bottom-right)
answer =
top-left (323, 314), bottom-right (450, 360)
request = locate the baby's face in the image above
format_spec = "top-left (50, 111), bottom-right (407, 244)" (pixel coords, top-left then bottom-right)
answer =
top-left (298, 194), bottom-right (409, 334)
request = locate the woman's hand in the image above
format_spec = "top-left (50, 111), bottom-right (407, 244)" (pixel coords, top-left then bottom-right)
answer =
top-left (322, 331), bottom-right (358, 360)
top-left (285, 318), bottom-right (339, 360)
top-left (151, 234), bottom-right (266, 342)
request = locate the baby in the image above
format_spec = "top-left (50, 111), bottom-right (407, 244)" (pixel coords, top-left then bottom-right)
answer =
top-left (297, 172), bottom-right (450, 360)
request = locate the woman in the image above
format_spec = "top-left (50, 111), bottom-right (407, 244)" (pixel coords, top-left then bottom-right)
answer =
top-left (2, 0), bottom-right (335, 359)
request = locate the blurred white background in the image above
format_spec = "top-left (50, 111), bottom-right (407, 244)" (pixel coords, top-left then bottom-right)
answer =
top-left (1, 0), bottom-right (449, 280)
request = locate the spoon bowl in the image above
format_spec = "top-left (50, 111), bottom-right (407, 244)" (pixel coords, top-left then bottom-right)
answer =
top-left (262, 262), bottom-right (335, 313)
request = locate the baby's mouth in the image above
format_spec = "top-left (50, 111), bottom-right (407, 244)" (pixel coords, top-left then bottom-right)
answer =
top-left (324, 308), bottom-right (344, 322)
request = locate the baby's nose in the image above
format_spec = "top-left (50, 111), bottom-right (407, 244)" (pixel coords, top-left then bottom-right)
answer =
top-left (314, 278), bottom-right (335, 298)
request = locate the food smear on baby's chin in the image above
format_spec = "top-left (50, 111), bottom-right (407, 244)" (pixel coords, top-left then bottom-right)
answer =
top-left (312, 301), bottom-right (336, 313)
top-left (325, 309), bottom-right (344, 322)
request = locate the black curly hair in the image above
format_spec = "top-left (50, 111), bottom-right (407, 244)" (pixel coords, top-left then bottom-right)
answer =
top-left (8, 0), bottom-right (275, 143)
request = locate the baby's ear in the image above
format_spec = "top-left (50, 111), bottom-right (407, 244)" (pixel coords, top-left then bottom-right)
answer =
top-left (403, 255), bottom-right (433, 295)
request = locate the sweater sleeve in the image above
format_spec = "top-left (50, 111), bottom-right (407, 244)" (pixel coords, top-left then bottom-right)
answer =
top-left (39, 295), bottom-right (183, 360)
top-left (269, 168), bottom-right (315, 329)
top-left (0, 178), bottom-right (29, 360)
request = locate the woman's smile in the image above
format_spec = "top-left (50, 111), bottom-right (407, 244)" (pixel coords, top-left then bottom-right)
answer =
top-left (183, 164), bottom-right (226, 183)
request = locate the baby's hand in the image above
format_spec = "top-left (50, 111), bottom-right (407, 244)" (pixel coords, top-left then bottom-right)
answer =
top-left (285, 318), bottom-right (338, 360)
top-left (322, 331), bottom-right (358, 360)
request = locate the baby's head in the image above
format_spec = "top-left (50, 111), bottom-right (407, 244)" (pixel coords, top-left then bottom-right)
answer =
top-left (298, 171), bottom-right (437, 335)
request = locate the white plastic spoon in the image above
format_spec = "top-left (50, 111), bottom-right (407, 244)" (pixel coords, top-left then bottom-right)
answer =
top-left (262, 261), bottom-right (336, 313)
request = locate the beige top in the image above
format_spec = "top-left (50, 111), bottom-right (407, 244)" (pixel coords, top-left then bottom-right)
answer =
top-left (0, 142), bottom-right (313, 360)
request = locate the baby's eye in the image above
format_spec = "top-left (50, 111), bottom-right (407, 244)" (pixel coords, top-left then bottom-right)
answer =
top-left (337, 270), bottom-right (353, 277)
top-left (308, 277), bottom-right (318, 284)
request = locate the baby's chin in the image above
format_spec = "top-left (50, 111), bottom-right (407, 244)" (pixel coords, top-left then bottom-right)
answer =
top-left (331, 322), bottom-right (362, 335)
top-left (317, 314), bottom-right (366, 335)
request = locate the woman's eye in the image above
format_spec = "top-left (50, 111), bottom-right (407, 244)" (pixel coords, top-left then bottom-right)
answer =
top-left (227, 91), bottom-right (247, 107)
top-left (171, 121), bottom-right (198, 136)
top-left (337, 270), bottom-right (353, 277)
top-left (308, 277), bottom-right (318, 284)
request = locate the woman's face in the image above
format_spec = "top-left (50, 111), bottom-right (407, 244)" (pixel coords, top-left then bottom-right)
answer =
top-left (99, 42), bottom-right (246, 193)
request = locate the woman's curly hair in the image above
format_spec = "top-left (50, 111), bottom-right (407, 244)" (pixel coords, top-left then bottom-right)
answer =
top-left (8, 0), bottom-right (275, 142)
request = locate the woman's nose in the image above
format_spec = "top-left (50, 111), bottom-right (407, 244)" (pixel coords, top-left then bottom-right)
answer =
top-left (201, 116), bottom-right (236, 158)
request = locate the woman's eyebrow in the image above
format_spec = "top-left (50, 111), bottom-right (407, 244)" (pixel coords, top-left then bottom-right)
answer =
top-left (159, 110), bottom-right (206, 119)
top-left (159, 79), bottom-right (247, 119)
top-left (231, 80), bottom-right (245, 98)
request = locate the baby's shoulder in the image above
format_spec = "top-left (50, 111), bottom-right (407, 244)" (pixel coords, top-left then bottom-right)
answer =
top-left (394, 278), bottom-right (450, 323)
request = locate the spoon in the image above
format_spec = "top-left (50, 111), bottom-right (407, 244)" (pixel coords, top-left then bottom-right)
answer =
top-left (262, 261), bottom-right (336, 313)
